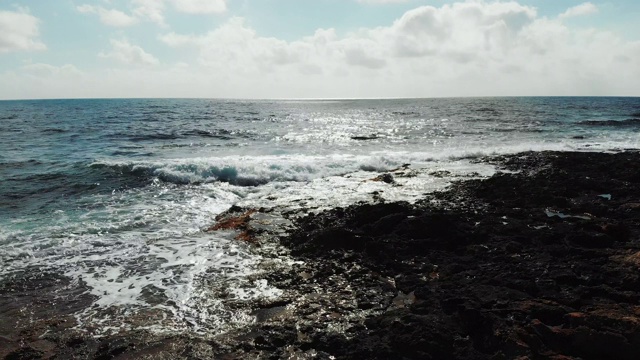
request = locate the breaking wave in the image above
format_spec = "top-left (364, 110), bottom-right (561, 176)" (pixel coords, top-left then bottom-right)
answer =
top-left (90, 154), bottom-right (401, 187)
top-left (87, 141), bottom-right (602, 188)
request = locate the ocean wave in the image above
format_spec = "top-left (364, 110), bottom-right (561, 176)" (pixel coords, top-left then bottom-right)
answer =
top-left (143, 109), bottom-right (179, 115)
top-left (103, 128), bottom-right (255, 142)
top-left (88, 145), bottom-right (592, 189)
top-left (233, 116), bottom-right (262, 122)
top-left (87, 140), bottom-right (617, 189)
top-left (490, 127), bottom-right (546, 133)
top-left (1, 174), bottom-right (101, 208)
top-left (110, 150), bottom-right (154, 157)
top-left (42, 128), bottom-right (68, 133)
top-left (240, 111), bottom-right (260, 116)
top-left (90, 155), bottom-right (400, 187)
top-left (3, 160), bottom-right (154, 200)
top-left (578, 119), bottom-right (640, 127)
top-left (0, 159), bottom-right (43, 169)
top-left (16, 172), bottom-right (67, 182)
top-left (181, 128), bottom-right (256, 140)
top-left (182, 129), bottom-right (233, 139)
top-left (2, 161), bottom-right (149, 201)
top-left (475, 107), bottom-right (500, 113)
top-left (391, 111), bottom-right (421, 117)
top-left (129, 132), bottom-right (180, 141)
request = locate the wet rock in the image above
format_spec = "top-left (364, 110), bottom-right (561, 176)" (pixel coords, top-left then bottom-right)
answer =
top-left (351, 135), bottom-right (378, 141)
top-left (94, 338), bottom-right (135, 360)
top-left (4, 348), bottom-right (43, 360)
top-left (253, 306), bottom-right (290, 323)
top-left (372, 173), bottom-right (395, 184)
top-left (206, 208), bottom-right (259, 242)
top-left (566, 232), bottom-right (614, 248)
top-left (600, 222), bottom-right (630, 241)
top-left (209, 208), bottom-right (257, 231)
top-left (271, 150), bottom-right (640, 359)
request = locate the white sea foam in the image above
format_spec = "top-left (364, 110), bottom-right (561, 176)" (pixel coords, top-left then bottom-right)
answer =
top-left (1, 150), bottom-right (501, 335)
top-left (91, 153), bottom-right (404, 186)
top-left (66, 233), bottom-right (274, 335)
top-left (90, 135), bottom-right (640, 189)
top-left (0, 182), bottom-right (281, 335)
top-left (231, 158), bottom-right (496, 213)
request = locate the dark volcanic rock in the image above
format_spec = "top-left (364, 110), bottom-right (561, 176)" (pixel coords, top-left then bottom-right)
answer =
top-left (351, 135), bottom-right (379, 141)
top-left (273, 150), bottom-right (640, 359)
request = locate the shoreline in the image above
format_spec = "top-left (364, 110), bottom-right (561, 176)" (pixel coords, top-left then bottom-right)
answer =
top-left (243, 150), bottom-right (640, 359)
top-left (3, 150), bottom-right (640, 359)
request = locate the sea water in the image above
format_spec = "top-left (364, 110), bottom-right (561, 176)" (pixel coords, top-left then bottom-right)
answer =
top-left (1, 97), bottom-right (639, 335)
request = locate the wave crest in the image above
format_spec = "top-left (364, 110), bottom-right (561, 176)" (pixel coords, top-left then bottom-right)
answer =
top-left (90, 155), bottom-right (400, 187)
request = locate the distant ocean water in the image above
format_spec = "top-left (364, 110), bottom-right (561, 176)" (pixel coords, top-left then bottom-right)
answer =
top-left (1, 97), bottom-right (640, 334)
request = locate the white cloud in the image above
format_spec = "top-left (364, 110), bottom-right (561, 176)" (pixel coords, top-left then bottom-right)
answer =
top-left (559, 2), bottom-right (598, 19)
top-left (0, 10), bottom-right (46, 53)
top-left (160, 17), bottom-right (295, 71)
top-left (158, 32), bottom-right (197, 47)
top-left (357, 0), bottom-right (409, 3)
top-left (0, 63), bottom-right (85, 100)
top-left (155, 1), bottom-right (640, 98)
top-left (76, 4), bottom-right (92, 13)
top-left (77, 4), bottom-right (138, 27)
top-left (99, 39), bottom-right (159, 66)
top-left (77, 0), bottom-right (226, 28)
top-left (160, 2), bottom-right (539, 73)
top-left (169, 0), bottom-right (227, 14)
top-left (382, 2), bottom-right (537, 58)
top-left (133, 0), bottom-right (166, 26)
top-left (99, 8), bottom-right (138, 27)
top-left (3, 1), bottom-right (639, 99)
top-left (22, 63), bottom-right (83, 78)
top-left (0, 62), bottom-right (199, 99)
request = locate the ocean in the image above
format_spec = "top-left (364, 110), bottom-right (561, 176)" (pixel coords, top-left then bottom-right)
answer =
top-left (1, 97), bottom-right (640, 336)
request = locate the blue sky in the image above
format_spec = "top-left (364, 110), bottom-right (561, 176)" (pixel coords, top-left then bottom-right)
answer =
top-left (0, 0), bottom-right (639, 99)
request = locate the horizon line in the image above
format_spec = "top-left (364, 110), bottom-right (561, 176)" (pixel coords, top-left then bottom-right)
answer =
top-left (1, 95), bottom-right (639, 102)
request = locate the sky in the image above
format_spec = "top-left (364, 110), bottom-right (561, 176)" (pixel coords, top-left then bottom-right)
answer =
top-left (0, 0), bottom-right (639, 99)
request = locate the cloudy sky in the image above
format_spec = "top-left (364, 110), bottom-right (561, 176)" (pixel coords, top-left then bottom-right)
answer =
top-left (0, 0), bottom-right (639, 99)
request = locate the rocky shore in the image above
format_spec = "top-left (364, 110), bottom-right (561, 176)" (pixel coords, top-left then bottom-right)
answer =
top-left (3, 150), bottom-right (640, 359)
